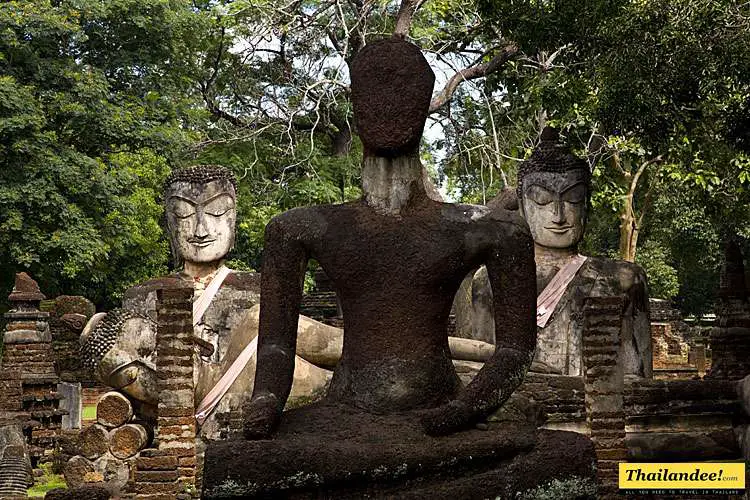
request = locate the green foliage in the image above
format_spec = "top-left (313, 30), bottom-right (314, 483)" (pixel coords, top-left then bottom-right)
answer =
top-left (3, 0), bottom-right (749, 320)
top-left (636, 240), bottom-right (680, 300)
top-left (0, 0), bottom-right (200, 308)
top-left (473, 0), bottom-right (750, 315)
top-left (82, 404), bottom-right (96, 421)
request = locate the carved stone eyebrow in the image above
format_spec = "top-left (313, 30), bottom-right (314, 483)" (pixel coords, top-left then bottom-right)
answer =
top-left (560, 181), bottom-right (586, 195)
top-left (525, 182), bottom-right (554, 194)
top-left (202, 192), bottom-right (235, 204)
top-left (525, 178), bottom-right (585, 195)
top-left (168, 195), bottom-right (198, 205)
top-left (167, 192), bottom-right (234, 205)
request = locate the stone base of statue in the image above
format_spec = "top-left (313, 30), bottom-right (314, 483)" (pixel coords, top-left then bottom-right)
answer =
top-left (202, 403), bottom-right (596, 499)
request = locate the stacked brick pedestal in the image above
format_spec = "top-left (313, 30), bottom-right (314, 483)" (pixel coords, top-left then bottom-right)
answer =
top-left (582, 297), bottom-right (627, 498)
top-left (0, 273), bottom-right (63, 464)
top-left (708, 240), bottom-right (750, 380)
top-left (131, 285), bottom-right (196, 499)
top-left (300, 269), bottom-right (343, 328)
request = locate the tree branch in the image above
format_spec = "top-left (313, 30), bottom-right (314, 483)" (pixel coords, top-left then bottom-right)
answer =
top-left (630, 154), bottom-right (664, 196)
top-left (202, 90), bottom-right (250, 128)
top-left (429, 43), bottom-right (519, 113)
top-left (394, 0), bottom-right (425, 38)
top-left (205, 25), bottom-right (226, 92)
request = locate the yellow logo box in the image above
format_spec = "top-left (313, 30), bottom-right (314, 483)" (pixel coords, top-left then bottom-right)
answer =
top-left (619, 463), bottom-right (745, 490)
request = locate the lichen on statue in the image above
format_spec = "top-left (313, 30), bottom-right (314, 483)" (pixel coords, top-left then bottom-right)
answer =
top-left (202, 39), bottom-right (596, 499)
top-left (80, 162), bottom-right (503, 443)
top-left (468, 127), bottom-right (652, 378)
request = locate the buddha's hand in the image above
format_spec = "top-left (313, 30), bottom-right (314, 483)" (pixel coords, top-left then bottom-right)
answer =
top-left (420, 400), bottom-right (474, 436)
top-left (242, 394), bottom-right (280, 440)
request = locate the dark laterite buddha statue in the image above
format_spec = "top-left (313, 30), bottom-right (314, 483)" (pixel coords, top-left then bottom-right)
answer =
top-left (203, 38), bottom-right (596, 499)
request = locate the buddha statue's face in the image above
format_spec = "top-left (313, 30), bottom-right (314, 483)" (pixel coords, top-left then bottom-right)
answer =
top-left (520, 170), bottom-right (588, 249)
top-left (165, 180), bottom-right (237, 265)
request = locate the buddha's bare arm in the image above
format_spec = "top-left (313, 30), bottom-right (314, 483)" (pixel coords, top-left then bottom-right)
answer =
top-left (422, 225), bottom-right (536, 435)
top-left (243, 214), bottom-right (308, 439)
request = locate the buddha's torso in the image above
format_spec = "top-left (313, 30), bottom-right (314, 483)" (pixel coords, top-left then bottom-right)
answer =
top-left (122, 272), bottom-right (261, 435)
top-left (534, 256), bottom-right (649, 376)
top-left (286, 197), bottom-right (525, 411)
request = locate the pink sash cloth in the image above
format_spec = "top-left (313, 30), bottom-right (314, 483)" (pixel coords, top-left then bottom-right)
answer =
top-left (195, 337), bottom-right (257, 425)
top-left (536, 255), bottom-right (588, 328)
top-left (191, 267), bottom-right (259, 425)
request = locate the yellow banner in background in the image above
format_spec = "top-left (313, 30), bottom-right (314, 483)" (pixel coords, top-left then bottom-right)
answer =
top-left (619, 463), bottom-right (745, 492)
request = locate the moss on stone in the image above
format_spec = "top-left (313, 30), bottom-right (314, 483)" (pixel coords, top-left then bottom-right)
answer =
top-left (512, 475), bottom-right (597, 500)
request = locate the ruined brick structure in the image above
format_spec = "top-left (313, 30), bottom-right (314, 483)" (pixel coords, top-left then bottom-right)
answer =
top-left (0, 273), bottom-right (64, 465)
top-left (707, 240), bottom-right (750, 380)
top-left (625, 379), bottom-right (741, 461)
top-left (40, 295), bottom-right (97, 385)
top-left (582, 297), bottom-right (627, 497)
top-left (300, 269), bottom-right (343, 328)
top-left (131, 285), bottom-right (196, 499)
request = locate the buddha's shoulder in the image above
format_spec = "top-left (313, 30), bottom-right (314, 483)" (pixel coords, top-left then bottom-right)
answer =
top-left (266, 203), bottom-right (357, 236)
top-left (583, 256), bottom-right (647, 288)
top-left (442, 202), bottom-right (530, 235)
top-left (223, 271), bottom-right (261, 292)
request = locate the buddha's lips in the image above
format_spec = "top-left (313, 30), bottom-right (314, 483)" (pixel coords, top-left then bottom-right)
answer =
top-left (545, 226), bottom-right (573, 234)
top-left (189, 239), bottom-right (216, 247)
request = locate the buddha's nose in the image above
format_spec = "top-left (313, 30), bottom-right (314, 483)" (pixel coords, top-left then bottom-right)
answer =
top-left (551, 200), bottom-right (566, 224)
top-left (194, 214), bottom-right (210, 239)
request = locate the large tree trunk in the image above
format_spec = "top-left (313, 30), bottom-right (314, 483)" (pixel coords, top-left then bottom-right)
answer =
top-left (616, 153), bottom-right (662, 263)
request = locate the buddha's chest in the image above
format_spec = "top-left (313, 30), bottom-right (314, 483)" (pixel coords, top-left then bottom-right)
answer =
top-left (312, 213), bottom-right (474, 292)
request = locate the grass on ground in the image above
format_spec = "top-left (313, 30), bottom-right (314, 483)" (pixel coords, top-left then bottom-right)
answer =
top-left (27, 462), bottom-right (66, 497)
top-left (82, 404), bottom-right (96, 420)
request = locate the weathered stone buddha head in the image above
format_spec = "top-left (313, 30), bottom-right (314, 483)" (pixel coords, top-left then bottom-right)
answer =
top-left (80, 309), bottom-right (158, 404)
top-left (350, 37), bottom-right (435, 157)
top-left (517, 128), bottom-right (591, 249)
top-left (163, 165), bottom-right (238, 268)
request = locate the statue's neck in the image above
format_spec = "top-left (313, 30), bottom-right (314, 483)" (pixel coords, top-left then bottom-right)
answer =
top-left (182, 260), bottom-right (225, 281)
top-left (362, 155), bottom-right (427, 215)
top-left (534, 244), bottom-right (579, 272)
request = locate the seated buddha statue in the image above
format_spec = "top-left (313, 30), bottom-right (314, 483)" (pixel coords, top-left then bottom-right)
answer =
top-left (468, 127), bottom-right (652, 378)
top-left (80, 165), bottom-right (340, 441)
top-left (241, 37), bottom-right (538, 439)
top-left (201, 38), bottom-right (596, 499)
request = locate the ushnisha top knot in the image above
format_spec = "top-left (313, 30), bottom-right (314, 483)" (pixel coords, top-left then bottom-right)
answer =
top-left (163, 165), bottom-right (238, 193)
top-left (516, 126), bottom-right (590, 197)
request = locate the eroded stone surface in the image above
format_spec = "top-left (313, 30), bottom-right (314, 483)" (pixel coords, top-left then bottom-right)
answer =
top-left (243, 38), bottom-right (538, 444)
top-left (203, 403), bottom-right (595, 499)
top-left (8, 272), bottom-right (45, 303)
top-left (351, 38), bottom-right (434, 157)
